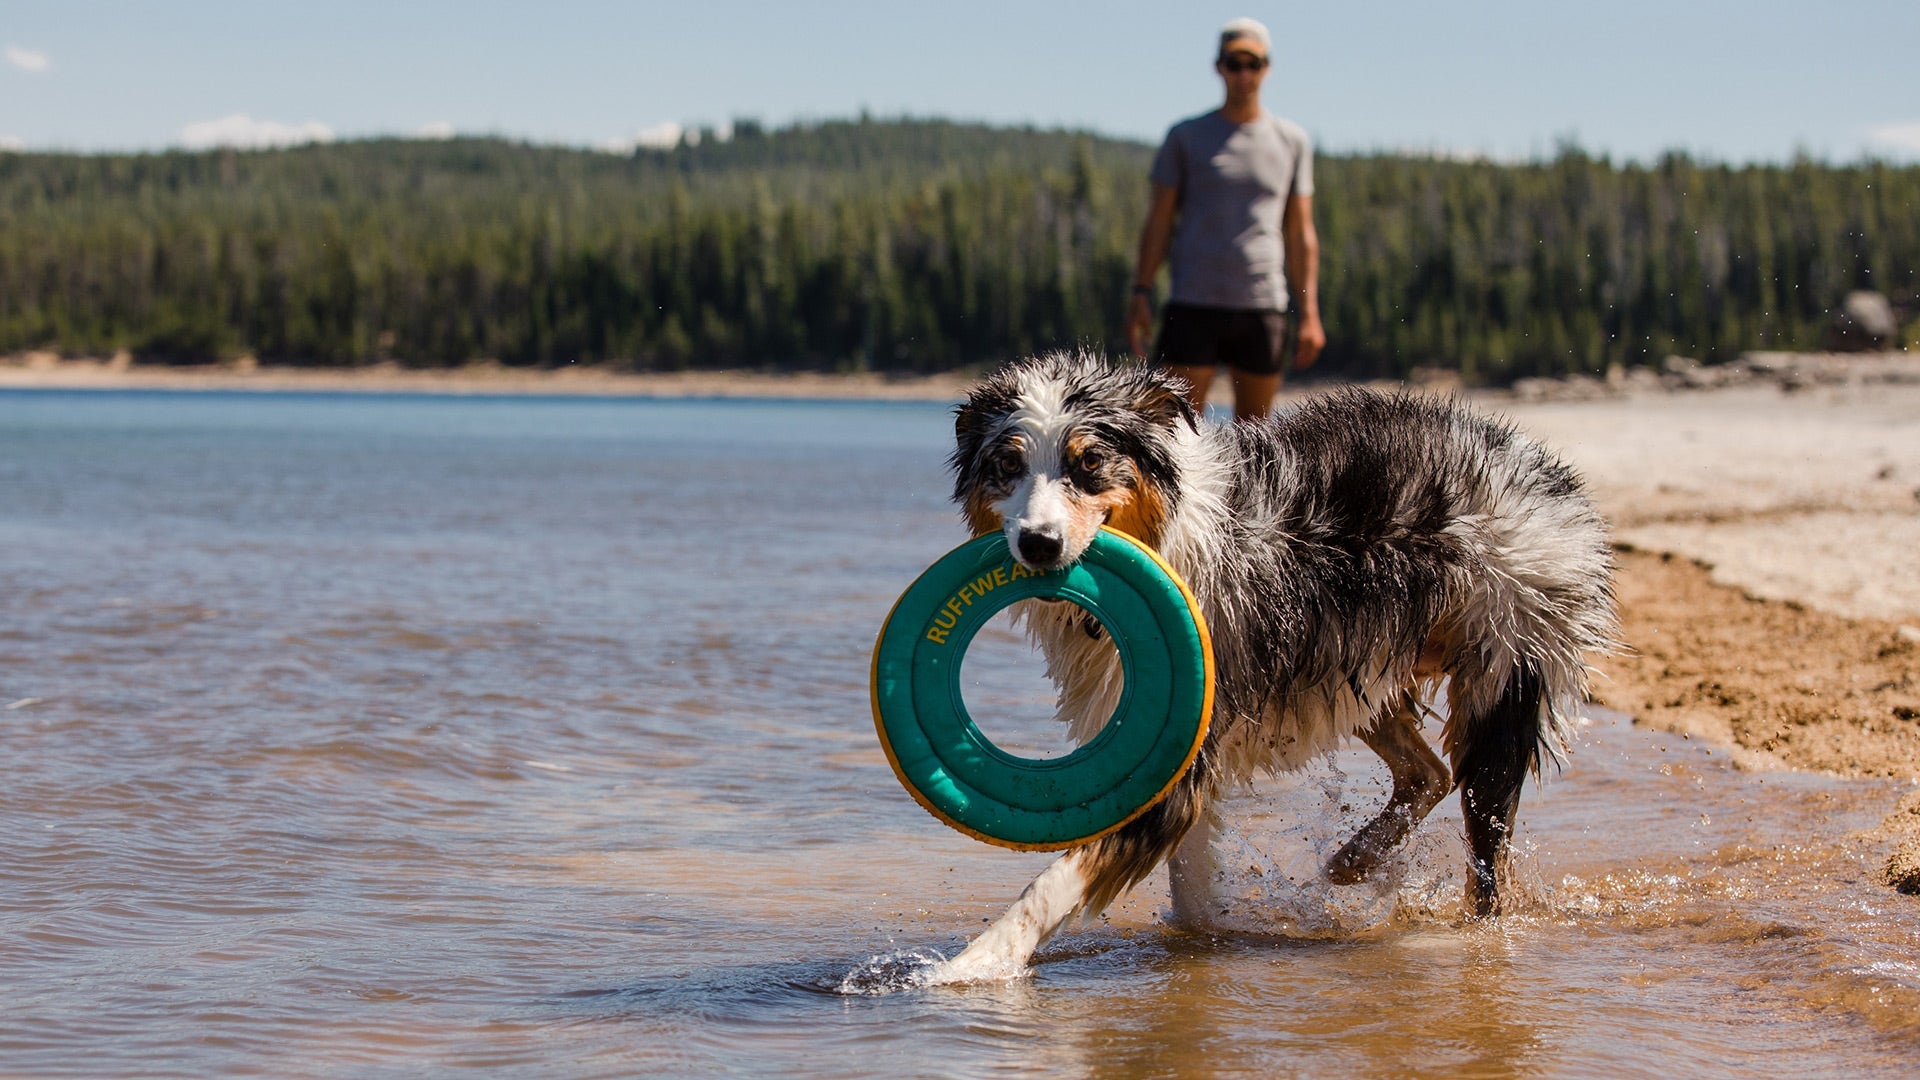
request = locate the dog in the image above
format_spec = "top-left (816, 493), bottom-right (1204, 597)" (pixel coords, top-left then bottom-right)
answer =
top-left (929, 351), bottom-right (1617, 982)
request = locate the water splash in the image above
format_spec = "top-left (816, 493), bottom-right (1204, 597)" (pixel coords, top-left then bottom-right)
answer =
top-left (1192, 752), bottom-right (1470, 936)
top-left (834, 948), bottom-right (950, 995)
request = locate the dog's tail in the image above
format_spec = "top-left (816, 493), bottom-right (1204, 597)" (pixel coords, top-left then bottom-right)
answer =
top-left (1075, 756), bottom-right (1211, 918)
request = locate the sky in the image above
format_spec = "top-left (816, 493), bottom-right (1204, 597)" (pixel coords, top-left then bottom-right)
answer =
top-left (4, 1), bottom-right (1919, 163)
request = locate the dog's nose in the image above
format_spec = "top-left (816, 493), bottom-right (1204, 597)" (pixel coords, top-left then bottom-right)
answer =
top-left (1016, 528), bottom-right (1063, 567)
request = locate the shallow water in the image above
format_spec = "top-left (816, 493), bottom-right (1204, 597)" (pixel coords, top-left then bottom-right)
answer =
top-left (2, 389), bottom-right (1916, 1077)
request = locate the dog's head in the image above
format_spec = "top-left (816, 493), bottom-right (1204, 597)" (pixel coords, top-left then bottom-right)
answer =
top-left (950, 352), bottom-right (1197, 571)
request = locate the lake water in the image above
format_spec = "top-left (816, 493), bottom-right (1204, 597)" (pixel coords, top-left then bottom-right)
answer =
top-left (3, 389), bottom-right (1917, 1077)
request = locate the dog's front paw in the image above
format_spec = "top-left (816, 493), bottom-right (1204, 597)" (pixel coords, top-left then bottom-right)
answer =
top-left (924, 942), bottom-right (1029, 985)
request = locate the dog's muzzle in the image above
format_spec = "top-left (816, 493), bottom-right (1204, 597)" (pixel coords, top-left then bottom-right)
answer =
top-left (1014, 527), bottom-right (1065, 569)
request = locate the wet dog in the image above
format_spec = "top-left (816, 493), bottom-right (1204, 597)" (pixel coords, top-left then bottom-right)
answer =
top-left (932, 352), bottom-right (1617, 981)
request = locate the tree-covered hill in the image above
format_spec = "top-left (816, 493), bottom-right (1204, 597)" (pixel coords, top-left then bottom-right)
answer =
top-left (1, 117), bottom-right (1913, 382)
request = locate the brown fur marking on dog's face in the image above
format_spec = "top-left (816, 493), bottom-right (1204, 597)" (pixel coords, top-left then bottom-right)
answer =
top-left (1102, 481), bottom-right (1169, 548)
top-left (963, 490), bottom-right (1003, 537)
top-left (1061, 430), bottom-right (1168, 549)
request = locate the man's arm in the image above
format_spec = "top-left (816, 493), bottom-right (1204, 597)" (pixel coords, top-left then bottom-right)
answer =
top-left (1282, 192), bottom-right (1323, 367)
top-left (1126, 182), bottom-right (1181, 357)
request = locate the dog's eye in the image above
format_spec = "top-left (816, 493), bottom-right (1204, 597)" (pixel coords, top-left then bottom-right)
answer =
top-left (988, 448), bottom-right (1023, 481)
top-left (1074, 450), bottom-right (1105, 475)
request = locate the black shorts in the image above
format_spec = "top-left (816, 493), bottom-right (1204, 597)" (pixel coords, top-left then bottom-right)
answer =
top-left (1150, 302), bottom-right (1293, 376)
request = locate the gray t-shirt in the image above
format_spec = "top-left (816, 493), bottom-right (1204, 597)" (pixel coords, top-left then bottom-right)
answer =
top-left (1149, 111), bottom-right (1314, 312)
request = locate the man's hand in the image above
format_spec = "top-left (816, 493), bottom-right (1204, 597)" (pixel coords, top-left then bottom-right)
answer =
top-left (1295, 311), bottom-right (1324, 368)
top-left (1281, 193), bottom-right (1321, 369)
top-left (1126, 293), bottom-right (1155, 358)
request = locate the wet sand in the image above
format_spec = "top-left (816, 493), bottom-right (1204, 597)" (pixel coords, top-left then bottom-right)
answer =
top-left (11, 351), bottom-right (1919, 888)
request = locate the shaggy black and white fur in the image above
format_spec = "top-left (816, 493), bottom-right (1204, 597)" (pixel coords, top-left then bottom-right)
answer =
top-left (930, 351), bottom-right (1617, 982)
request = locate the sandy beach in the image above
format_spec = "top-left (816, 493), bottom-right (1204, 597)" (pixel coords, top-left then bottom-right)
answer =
top-left (9, 349), bottom-right (1919, 889)
top-left (1498, 377), bottom-right (1920, 892)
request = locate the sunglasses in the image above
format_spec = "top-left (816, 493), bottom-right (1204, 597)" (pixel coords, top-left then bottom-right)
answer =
top-left (1219, 54), bottom-right (1268, 73)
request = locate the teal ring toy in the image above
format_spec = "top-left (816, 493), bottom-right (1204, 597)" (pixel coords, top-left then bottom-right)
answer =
top-left (870, 527), bottom-right (1214, 851)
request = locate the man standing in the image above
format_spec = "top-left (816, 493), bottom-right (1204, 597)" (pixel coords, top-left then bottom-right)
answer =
top-left (1125, 17), bottom-right (1323, 421)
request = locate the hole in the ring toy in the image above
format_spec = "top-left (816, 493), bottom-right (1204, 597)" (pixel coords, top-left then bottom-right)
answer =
top-left (959, 604), bottom-right (1120, 761)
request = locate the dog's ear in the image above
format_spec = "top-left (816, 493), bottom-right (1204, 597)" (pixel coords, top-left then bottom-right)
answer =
top-left (949, 393), bottom-right (1009, 511)
top-left (1134, 376), bottom-right (1200, 433)
top-left (950, 391), bottom-right (1001, 505)
top-left (953, 376), bottom-right (1018, 466)
top-left (953, 398), bottom-right (989, 466)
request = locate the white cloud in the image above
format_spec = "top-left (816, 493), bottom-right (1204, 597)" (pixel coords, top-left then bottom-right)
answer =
top-left (597, 120), bottom-right (685, 154)
top-left (178, 114), bottom-right (336, 150)
top-left (597, 120), bottom-right (737, 154)
top-left (0, 135), bottom-right (24, 152)
top-left (414, 121), bottom-right (457, 140)
top-left (4, 45), bottom-right (52, 73)
top-left (1867, 121), bottom-right (1920, 154)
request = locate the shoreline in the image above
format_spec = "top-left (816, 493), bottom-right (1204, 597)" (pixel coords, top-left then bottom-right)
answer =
top-left (6, 350), bottom-right (1913, 405)
top-left (0, 354), bottom-right (981, 402)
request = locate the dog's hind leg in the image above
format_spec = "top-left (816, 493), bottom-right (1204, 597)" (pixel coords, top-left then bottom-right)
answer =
top-left (1324, 692), bottom-right (1450, 885)
top-left (1451, 663), bottom-right (1546, 917)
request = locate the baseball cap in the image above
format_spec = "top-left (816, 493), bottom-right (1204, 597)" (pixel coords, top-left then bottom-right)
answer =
top-left (1219, 17), bottom-right (1271, 58)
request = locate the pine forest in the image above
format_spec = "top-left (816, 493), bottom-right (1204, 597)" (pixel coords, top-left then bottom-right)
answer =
top-left (2, 117), bottom-right (1914, 384)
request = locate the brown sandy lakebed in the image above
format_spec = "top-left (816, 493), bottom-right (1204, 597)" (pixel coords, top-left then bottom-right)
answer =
top-left (11, 350), bottom-right (1920, 889)
top-left (1501, 377), bottom-right (1920, 893)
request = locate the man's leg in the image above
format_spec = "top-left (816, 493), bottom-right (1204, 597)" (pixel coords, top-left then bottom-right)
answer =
top-left (1162, 364), bottom-right (1217, 414)
top-left (1228, 369), bottom-right (1283, 421)
top-left (1150, 303), bottom-right (1223, 416)
top-left (1226, 309), bottom-right (1291, 422)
